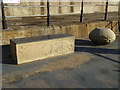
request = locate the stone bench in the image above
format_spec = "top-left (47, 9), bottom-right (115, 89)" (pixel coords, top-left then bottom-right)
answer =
top-left (10, 34), bottom-right (75, 64)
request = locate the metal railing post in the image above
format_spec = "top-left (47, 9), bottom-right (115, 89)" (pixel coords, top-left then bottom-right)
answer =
top-left (80, 0), bottom-right (83, 22)
top-left (118, 1), bottom-right (120, 32)
top-left (1, 0), bottom-right (7, 29)
top-left (105, 0), bottom-right (109, 20)
top-left (47, 0), bottom-right (50, 26)
top-left (118, 21), bottom-right (120, 32)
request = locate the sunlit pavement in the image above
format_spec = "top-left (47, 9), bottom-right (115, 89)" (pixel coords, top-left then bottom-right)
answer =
top-left (2, 34), bottom-right (119, 88)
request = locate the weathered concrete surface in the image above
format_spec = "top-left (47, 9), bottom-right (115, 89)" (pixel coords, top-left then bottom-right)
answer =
top-left (10, 34), bottom-right (75, 64)
top-left (2, 34), bottom-right (119, 88)
top-left (0, 12), bottom-right (119, 45)
top-left (1, 20), bottom-right (119, 45)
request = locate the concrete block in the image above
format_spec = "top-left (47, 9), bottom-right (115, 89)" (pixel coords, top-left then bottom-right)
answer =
top-left (10, 34), bottom-right (75, 64)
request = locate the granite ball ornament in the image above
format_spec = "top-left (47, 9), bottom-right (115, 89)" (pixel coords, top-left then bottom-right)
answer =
top-left (89, 28), bottom-right (116, 45)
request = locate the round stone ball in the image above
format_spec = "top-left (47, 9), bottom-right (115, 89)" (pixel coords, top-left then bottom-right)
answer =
top-left (89, 28), bottom-right (116, 45)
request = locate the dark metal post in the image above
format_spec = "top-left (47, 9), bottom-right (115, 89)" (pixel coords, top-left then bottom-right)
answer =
top-left (118, 12), bottom-right (120, 32)
top-left (47, 0), bottom-right (50, 26)
top-left (118, 21), bottom-right (120, 32)
top-left (80, 0), bottom-right (83, 22)
top-left (105, 0), bottom-right (109, 20)
top-left (1, 0), bottom-right (7, 29)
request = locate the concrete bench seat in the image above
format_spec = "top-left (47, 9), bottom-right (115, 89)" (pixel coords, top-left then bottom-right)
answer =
top-left (10, 34), bottom-right (75, 64)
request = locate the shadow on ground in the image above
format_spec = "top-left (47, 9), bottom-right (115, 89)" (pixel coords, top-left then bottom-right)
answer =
top-left (1, 45), bottom-right (16, 64)
top-left (75, 39), bottom-right (119, 54)
top-left (75, 46), bottom-right (119, 54)
top-left (75, 39), bottom-right (120, 64)
top-left (114, 70), bottom-right (120, 72)
top-left (1, 39), bottom-right (119, 65)
top-left (75, 39), bottom-right (94, 46)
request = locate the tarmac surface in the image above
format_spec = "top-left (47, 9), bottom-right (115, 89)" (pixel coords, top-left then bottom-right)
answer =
top-left (1, 34), bottom-right (120, 88)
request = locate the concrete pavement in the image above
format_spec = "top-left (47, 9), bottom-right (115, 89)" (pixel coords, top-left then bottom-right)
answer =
top-left (2, 35), bottom-right (119, 88)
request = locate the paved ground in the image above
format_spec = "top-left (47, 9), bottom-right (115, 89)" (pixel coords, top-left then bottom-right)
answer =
top-left (1, 34), bottom-right (120, 88)
top-left (6, 12), bottom-right (119, 30)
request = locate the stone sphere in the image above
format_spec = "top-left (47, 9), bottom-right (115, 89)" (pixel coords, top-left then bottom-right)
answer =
top-left (89, 28), bottom-right (116, 45)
